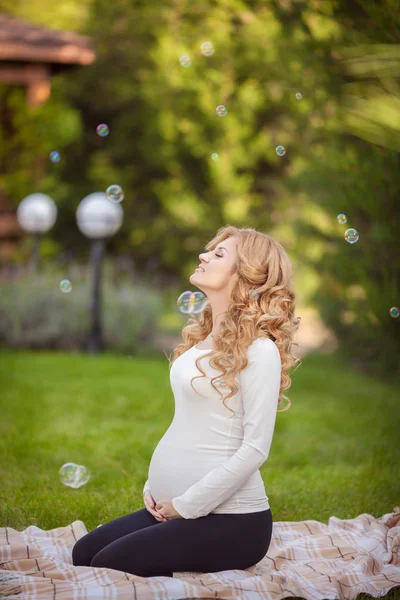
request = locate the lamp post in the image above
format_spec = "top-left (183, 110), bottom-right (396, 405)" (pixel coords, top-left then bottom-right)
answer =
top-left (16, 193), bottom-right (57, 272)
top-left (76, 192), bottom-right (123, 354)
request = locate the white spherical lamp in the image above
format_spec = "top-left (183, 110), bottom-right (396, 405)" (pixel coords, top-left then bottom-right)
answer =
top-left (76, 192), bottom-right (123, 239)
top-left (17, 193), bottom-right (57, 234)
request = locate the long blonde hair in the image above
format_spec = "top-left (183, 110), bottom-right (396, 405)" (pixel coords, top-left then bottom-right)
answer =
top-left (166, 225), bottom-right (302, 416)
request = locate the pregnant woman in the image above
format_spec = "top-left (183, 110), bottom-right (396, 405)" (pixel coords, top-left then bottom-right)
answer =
top-left (72, 224), bottom-right (301, 578)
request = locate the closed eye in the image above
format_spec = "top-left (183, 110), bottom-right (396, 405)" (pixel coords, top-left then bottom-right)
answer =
top-left (201, 248), bottom-right (223, 258)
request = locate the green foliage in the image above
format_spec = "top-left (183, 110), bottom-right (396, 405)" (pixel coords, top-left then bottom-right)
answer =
top-left (49, 0), bottom-right (338, 264)
top-left (0, 84), bottom-right (82, 205)
top-left (280, 137), bottom-right (400, 381)
top-left (0, 0), bottom-right (92, 31)
top-left (339, 44), bottom-right (400, 151)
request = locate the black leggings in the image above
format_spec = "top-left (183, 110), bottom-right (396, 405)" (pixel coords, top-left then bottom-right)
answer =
top-left (72, 507), bottom-right (273, 578)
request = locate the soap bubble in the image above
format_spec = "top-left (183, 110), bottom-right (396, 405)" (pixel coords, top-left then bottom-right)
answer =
top-left (216, 105), bottom-right (227, 117)
top-left (337, 213), bottom-right (347, 224)
top-left (295, 92), bottom-right (303, 100)
top-left (211, 152), bottom-right (219, 161)
top-left (249, 290), bottom-right (260, 301)
top-left (106, 184), bottom-right (124, 203)
top-left (179, 55), bottom-right (191, 67)
top-left (389, 307), bottom-right (399, 318)
top-left (96, 124), bottom-right (109, 137)
top-left (276, 145), bottom-right (286, 156)
top-left (345, 228), bottom-right (359, 244)
top-left (60, 279), bottom-right (72, 293)
top-left (177, 290), bottom-right (208, 314)
top-left (200, 41), bottom-right (214, 56)
top-left (59, 463), bottom-right (91, 489)
top-left (49, 151), bottom-right (60, 163)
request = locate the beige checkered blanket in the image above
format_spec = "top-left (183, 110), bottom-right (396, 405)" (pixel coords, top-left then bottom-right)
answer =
top-left (1, 507), bottom-right (399, 599)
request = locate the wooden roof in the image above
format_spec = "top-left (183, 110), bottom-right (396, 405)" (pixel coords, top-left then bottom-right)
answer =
top-left (0, 13), bottom-right (96, 67)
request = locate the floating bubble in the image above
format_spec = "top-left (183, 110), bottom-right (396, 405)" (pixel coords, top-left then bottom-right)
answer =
top-left (276, 145), bottom-right (286, 156)
top-left (60, 279), bottom-right (72, 293)
top-left (295, 92), bottom-right (303, 100)
top-left (211, 152), bottom-right (219, 161)
top-left (337, 213), bottom-right (347, 224)
top-left (390, 307), bottom-right (399, 318)
top-left (345, 228), bottom-right (359, 244)
top-left (179, 55), bottom-right (191, 67)
top-left (106, 184), bottom-right (124, 203)
top-left (216, 105), bottom-right (227, 117)
top-left (59, 462), bottom-right (91, 489)
top-left (49, 151), bottom-right (60, 163)
top-left (177, 290), bottom-right (208, 314)
top-left (249, 289), bottom-right (260, 301)
top-left (200, 41), bottom-right (214, 56)
top-left (96, 124), bottom-right (109, 137)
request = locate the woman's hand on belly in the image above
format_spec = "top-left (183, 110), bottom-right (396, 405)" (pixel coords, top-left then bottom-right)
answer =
top-left (155, 499), bottom-right (183, 520)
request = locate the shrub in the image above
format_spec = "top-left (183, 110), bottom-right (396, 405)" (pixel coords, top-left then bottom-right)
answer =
top-left (0, 263), bottom-right (163, 353)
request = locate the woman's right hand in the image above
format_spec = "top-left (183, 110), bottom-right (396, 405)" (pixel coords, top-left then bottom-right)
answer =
top-left (144, 490), bottom-right (167, 522)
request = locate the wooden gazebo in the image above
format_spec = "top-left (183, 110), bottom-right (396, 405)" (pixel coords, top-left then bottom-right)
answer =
top-left (0, 13), bottom-right (96, 262)
top-left (0, 13), bottom-right (96, 106)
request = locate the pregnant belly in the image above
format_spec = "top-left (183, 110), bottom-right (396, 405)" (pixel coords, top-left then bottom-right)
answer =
top-left (148, 440), bottom-right (224, 502)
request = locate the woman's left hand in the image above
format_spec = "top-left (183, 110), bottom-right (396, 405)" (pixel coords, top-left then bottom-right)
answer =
top-left (155, 499), bottom-right (183, 520)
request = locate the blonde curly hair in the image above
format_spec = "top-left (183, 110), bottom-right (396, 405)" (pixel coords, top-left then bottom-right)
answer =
top-left (166, 225), bottom-right (302, 416)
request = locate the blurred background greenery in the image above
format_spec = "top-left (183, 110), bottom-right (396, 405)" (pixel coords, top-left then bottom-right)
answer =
top-left (0, 0), bottom-right (399, 380)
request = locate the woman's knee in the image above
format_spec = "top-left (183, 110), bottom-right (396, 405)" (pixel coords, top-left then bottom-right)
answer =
top-left (89, 545), bottom-right (119, 570)
top-left (72, 536), bottom-right (95, 567)
top-left (90, 549), bottom-right (107, 569)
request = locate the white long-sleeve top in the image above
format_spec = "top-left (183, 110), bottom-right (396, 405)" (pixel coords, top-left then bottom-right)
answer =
top-left (143, 336), bottom-right (281, 520)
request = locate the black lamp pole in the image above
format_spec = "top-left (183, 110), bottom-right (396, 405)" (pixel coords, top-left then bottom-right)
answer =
top-left (87, 238), bottom-right (106, 353)
top-left (30, 232), bottom-right (42, 273)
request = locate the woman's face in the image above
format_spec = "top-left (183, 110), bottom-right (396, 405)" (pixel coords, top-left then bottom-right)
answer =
top-left (189, 236), bottom-right (238, 293)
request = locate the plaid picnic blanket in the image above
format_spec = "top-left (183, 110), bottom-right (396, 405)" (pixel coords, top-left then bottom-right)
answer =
top-left (0, 506), bottom-right (399, 600)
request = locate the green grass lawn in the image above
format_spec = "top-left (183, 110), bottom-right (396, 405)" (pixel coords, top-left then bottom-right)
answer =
top-left (0, 347), bottom-right (399, 599)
